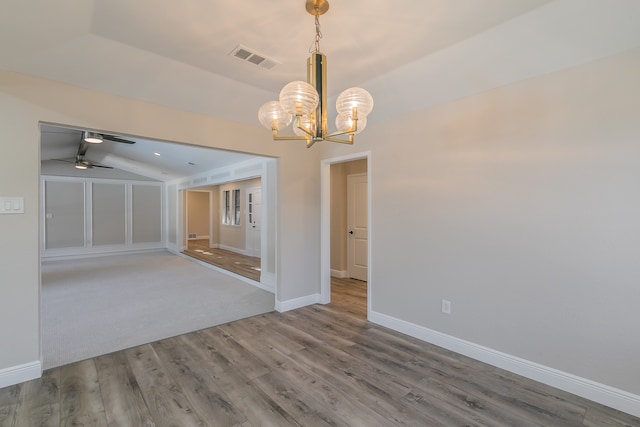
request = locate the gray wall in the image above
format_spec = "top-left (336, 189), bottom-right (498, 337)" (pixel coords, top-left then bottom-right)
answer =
top-left (92, 182), bottom-right (126, 245)
top-left (44, 180), bottom-right (85, 249)
top-left (42, 178), bottom-right (163, 255)
top-left (322, 48), bottom-right (640, 396)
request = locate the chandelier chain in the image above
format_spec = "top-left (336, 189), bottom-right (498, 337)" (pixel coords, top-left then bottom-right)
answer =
top-left (310, 8), bottom-right (323, 53)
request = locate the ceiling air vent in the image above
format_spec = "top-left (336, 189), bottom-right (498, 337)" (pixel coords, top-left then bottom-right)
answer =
top-left (229, 44), bottom-right (279, 70)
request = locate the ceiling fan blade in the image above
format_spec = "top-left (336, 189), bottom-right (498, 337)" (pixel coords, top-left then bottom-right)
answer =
top-left (72, 155), bottom-right (113, 170)
top-left (51, 158), bottom-right (76, 164)
top-left (103, 135), bottom-right (136, 144)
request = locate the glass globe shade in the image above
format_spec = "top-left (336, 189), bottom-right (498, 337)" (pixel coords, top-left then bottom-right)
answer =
top-left (335, 113), bottom-right (367, 134)
top-left (336, 87), bottom-right (374, 118)
top-left (258, 100), bottom-right (292, 130)
top-left (279, 81), bottom-right (319, 116)
top-left (293, 114), bottom-right (316, 137)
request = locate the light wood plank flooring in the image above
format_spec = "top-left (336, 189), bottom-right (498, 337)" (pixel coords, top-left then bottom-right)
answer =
top-left (1, 278), bottom-right (638, 426)
top-left (183, 239), bottom-right (261, 282)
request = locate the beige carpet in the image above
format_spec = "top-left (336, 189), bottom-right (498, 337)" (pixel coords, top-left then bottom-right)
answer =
top-left (41, 251), bottom-right (275, 369)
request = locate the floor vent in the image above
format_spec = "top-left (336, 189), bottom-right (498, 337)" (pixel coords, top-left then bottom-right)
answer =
top-left (229, 44), bottom-right (279, 70)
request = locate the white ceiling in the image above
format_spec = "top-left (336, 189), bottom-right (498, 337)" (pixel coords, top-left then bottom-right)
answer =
top-left (3, 0), bottom-right (640, 180)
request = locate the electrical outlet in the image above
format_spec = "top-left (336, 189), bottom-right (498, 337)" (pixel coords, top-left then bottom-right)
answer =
top-left (442, 299), bottom-right (451, 315)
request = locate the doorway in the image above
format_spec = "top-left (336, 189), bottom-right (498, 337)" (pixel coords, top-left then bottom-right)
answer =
top-left (39, 124), bottom-right (279, 368)
top-left (347, 173), bottom-right (368, 281)
top-left (320, 152), bottom-right (371, 317)
top-left (180, 178), bottom-right (266, 285)
top-left (186, 189), bottom-right (211, 243)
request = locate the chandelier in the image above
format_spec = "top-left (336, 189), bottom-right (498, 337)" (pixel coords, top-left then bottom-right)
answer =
top-left (258, 0), bottom-right (374, 148)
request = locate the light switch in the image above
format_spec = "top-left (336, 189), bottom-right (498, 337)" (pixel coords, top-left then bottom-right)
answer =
top-left (0, 197), bottom-right (24, 214)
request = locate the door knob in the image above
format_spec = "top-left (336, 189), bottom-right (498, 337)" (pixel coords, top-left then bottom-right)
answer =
top-left (348, 230), bottom-right (354, 235)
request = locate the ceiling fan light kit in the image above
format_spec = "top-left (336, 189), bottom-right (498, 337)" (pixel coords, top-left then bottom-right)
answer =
top-left (83, 131), bottom-right (104, 144)
top-left (258, 0), bottom-right (374, 148)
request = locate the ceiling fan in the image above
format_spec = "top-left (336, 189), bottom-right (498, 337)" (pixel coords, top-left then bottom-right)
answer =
top-left (53, 130), bottom-right (136, 170)
top-left (72, 156), bottom-right (113, 170)
top-left (52, 156), bottom-right (114, 169)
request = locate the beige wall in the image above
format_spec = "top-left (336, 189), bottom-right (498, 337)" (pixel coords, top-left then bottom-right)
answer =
top-left (321, 48), bottom-right (640, 396)
top-left (0, 70), bottom-right (321, 375)
top-left (187, 190), bottom-right (210, 238)
top-left (330, 159), bottom-right (367, 273)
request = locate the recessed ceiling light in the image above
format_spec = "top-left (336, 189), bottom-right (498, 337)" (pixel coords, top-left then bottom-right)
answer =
top-left (153, 152), bottom-right (161, 156)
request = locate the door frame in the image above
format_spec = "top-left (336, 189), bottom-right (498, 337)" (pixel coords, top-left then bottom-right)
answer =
top-left (320, 151), bottom-right (371, 317)
top-left (245, 186), bottom-right (261, 257)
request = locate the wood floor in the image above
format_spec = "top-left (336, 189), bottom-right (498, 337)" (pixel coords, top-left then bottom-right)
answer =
top-left (1, 278), bottom-right (638, 426)
top-left (182, 239), bottom-right (261, 282)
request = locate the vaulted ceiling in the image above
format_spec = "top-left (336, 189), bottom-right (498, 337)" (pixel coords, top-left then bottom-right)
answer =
top-left (3, 0), bottom-right (639, 180)
top-left (39, 124), bottom-right (261, 181)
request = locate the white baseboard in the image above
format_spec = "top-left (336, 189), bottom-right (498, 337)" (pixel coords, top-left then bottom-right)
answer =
top-left (218, 245), bottom-right (248, 256)
top-left (41, 247), bottom-right (166, 262)
top-left (0, 361), bottom-right (42, 388)
top-left (331, 269), bottom-right (347, 278)
top-left (276, 293), bottom-right (320, 313)
top-left (368, 310), bottom-right (640, 418)
top-left (188, 235), bottom-right (209, 240)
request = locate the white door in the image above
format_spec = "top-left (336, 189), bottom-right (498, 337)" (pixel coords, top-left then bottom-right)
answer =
top-left (246, 187), bottom-right (261, 257)
top-left (347, 174), bottom-right (368, 281)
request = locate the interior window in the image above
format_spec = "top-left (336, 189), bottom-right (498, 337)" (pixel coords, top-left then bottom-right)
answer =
top-left (233, 189), bottom-right (241, 225)
top-left (222, 190), bottom-right (231, 224)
